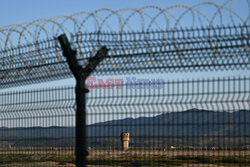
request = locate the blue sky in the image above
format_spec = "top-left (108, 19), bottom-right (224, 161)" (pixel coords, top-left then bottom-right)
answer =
top-left (0, 0), bottom-right (249, 27)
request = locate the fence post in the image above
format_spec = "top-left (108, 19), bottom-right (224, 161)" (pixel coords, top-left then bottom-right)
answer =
top-left (57, 34), bottom-right (108, 167)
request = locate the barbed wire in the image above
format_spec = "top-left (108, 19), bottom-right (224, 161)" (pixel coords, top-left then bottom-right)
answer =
top-left (0, 1), bottom-right (249, 49)
top-left (0, 24), bottom-right (249, 88)
top-left (0, 1), bottom-right (249, 88)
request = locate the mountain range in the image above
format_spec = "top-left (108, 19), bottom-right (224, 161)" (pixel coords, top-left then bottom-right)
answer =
top-left (0, 109), bottom-right (249, 147)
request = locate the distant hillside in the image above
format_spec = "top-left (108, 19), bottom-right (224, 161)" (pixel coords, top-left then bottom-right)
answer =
top-left (0, 109), bottom-right (249, 137)
top-left (0, 109), bottom-right (249, 147)
top-left (89, 109), bottom-right (249, 137)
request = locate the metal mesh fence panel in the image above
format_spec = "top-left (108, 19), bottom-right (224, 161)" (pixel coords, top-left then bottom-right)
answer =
top-left (0, 87), bottom-right (76, 166)
top-left (0, 77), bottom-right (249, 166)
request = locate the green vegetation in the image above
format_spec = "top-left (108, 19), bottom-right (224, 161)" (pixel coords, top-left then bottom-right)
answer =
top-left (0, 154), bottom-right (75, 165)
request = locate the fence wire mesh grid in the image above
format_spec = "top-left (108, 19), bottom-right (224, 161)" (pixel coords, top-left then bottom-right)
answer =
top-left (0, 77), bottom-right (250, 166)
top-left (0, 1), bottom-right (250, 167)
